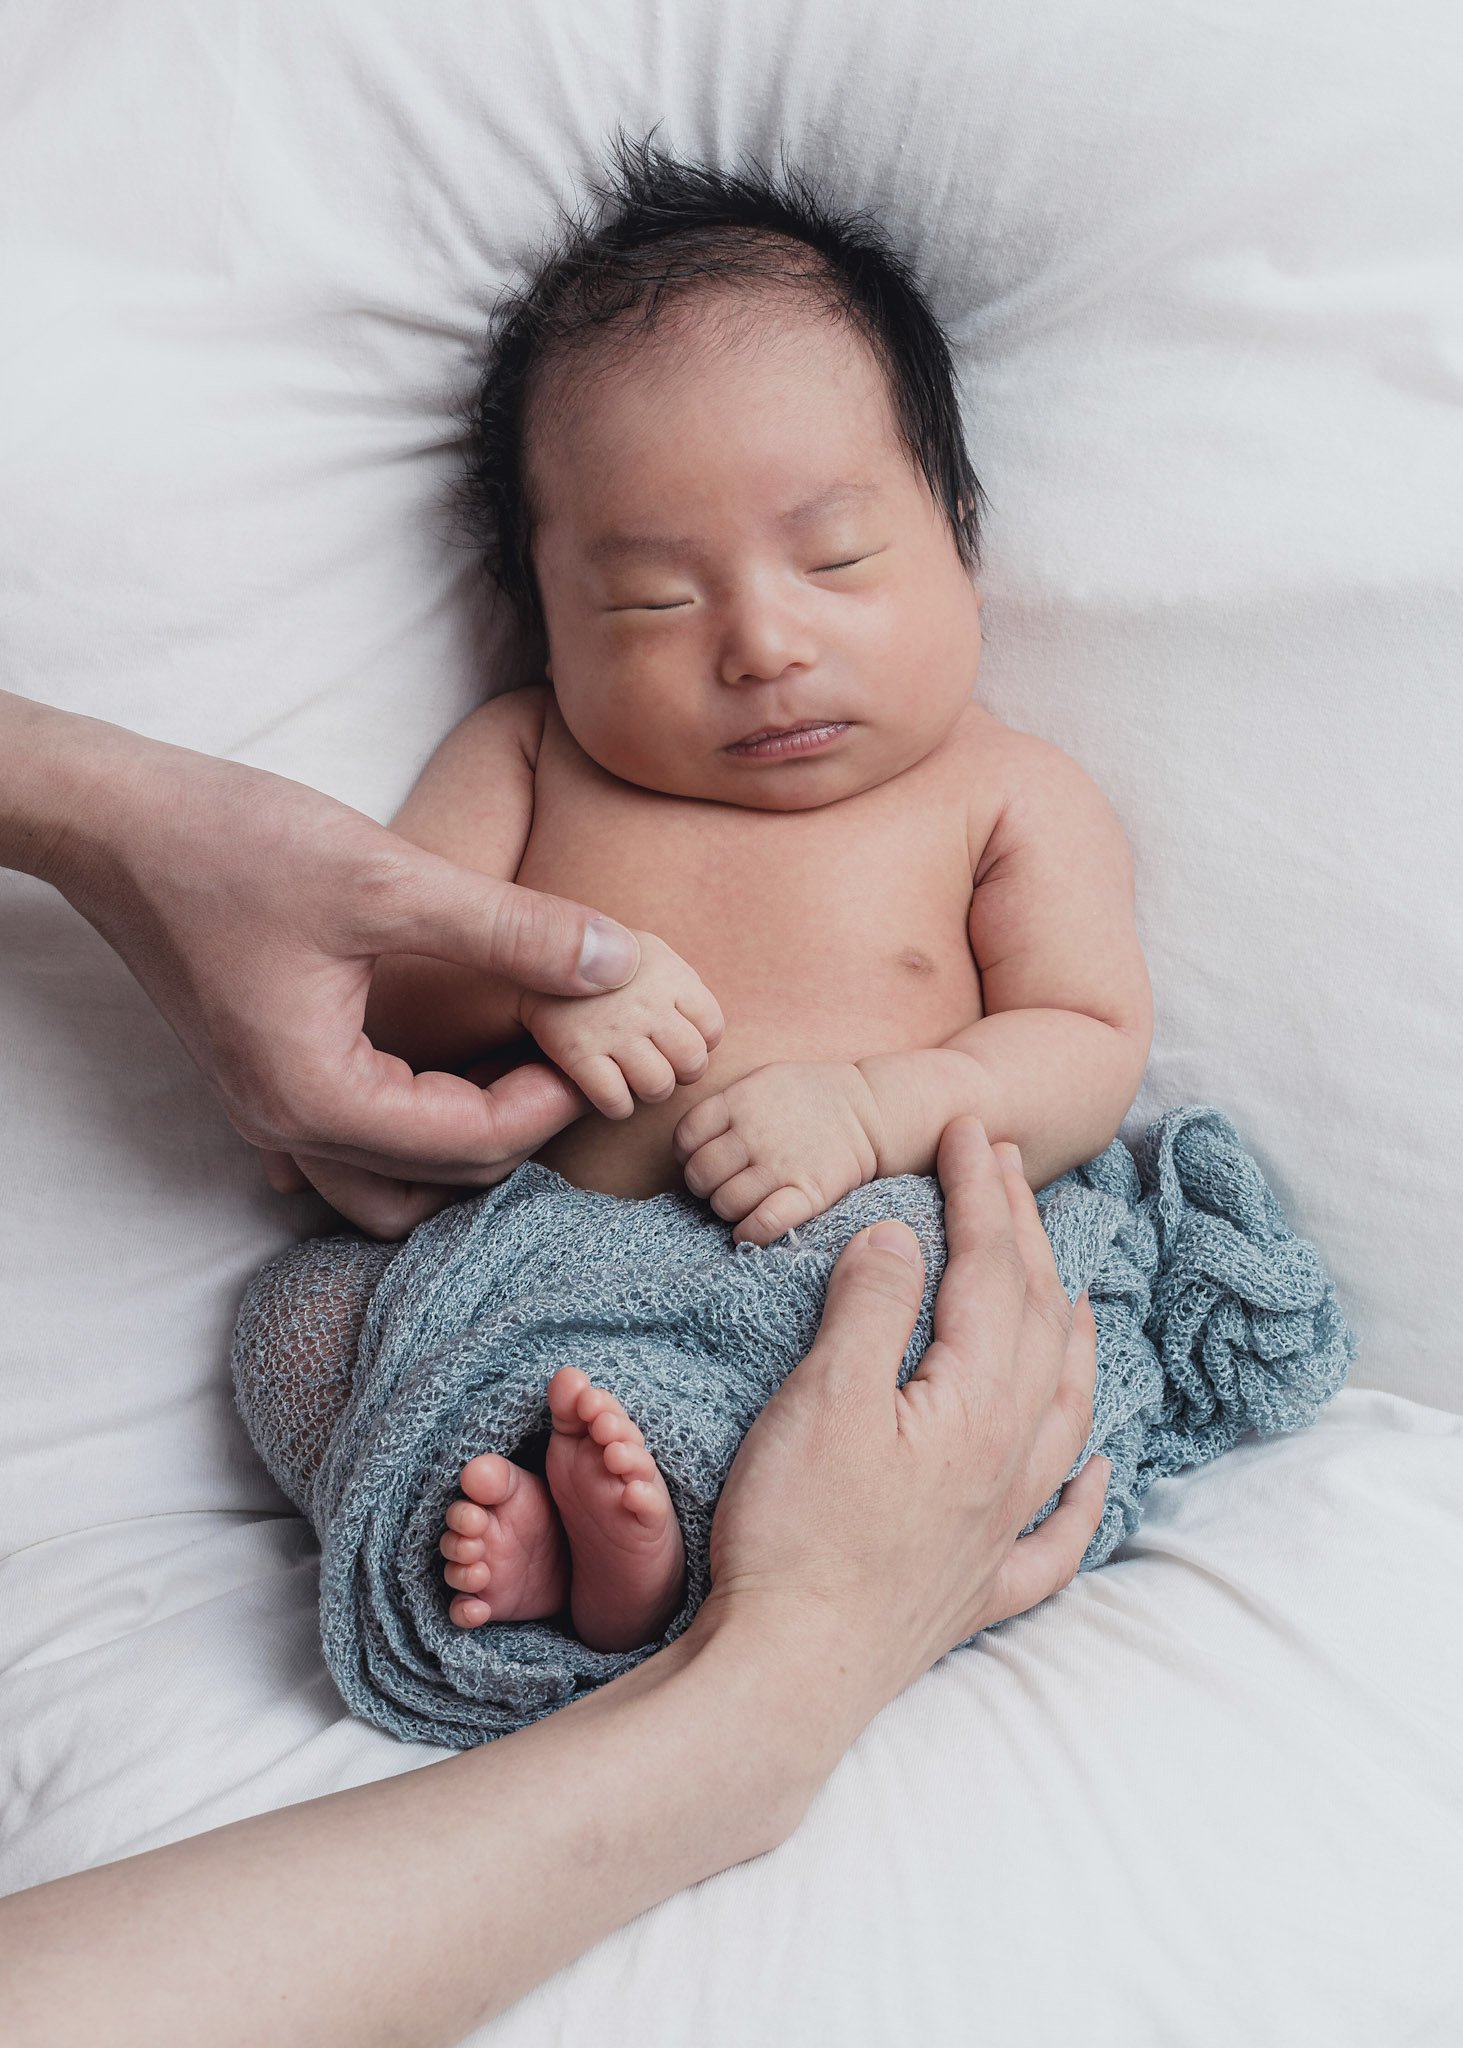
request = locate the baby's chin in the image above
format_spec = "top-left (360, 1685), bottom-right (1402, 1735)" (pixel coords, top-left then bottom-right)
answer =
top-left (669, 756), bottom-right (884, 813)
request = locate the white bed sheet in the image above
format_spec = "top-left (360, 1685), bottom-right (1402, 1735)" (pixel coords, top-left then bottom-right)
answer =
top-left (4, 1), bottom-right (1462, 2039)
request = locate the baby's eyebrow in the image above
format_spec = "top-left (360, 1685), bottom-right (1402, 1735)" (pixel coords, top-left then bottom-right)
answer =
top-left (584, 479), bottom-right (881, 563)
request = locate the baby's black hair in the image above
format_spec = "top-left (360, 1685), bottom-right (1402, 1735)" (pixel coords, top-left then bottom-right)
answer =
top-left (457, 124), bottom-right (986, 646)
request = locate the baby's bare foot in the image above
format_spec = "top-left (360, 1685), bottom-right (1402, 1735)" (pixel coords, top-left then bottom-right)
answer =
top-left (438, 1454), bottom-right (568, 1630)
top-left (544, 1366), bottom-right (687, 1652)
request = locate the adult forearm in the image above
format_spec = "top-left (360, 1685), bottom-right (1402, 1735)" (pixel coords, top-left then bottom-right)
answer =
top-left (858, 1010), bottom-right (1147, 1191)
top-left (0, 690), bottom-right (136, 884)
top-left (0, 1606), bottom-right (836, 2048)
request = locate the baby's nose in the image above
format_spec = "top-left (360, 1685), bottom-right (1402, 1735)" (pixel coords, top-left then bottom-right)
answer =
top-left (717, 596), bottom-right (818, 685)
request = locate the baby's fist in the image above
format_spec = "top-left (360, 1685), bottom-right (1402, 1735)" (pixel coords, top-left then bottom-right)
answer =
top-left (519, 931), bottom-right (724, 1119)
top-left (673, 1059), bottom-right (885, 1246)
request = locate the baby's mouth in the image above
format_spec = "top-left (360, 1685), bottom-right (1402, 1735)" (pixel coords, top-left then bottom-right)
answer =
top-left (723, 720), bottom-right (851, 760)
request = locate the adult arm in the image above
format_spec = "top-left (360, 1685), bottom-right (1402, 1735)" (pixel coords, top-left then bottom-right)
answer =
top-left (0, 689), bottom-right (643, 1183)
top-left (0, 1119), bottom-right (1109, 2048)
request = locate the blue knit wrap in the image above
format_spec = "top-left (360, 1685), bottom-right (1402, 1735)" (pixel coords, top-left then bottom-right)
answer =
top-left (229, 1103), bottom-right (1357, 1749)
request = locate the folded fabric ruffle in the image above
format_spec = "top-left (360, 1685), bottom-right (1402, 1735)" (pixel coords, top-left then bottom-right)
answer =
top-left (230, 1103), bottom-right (1357, 1749)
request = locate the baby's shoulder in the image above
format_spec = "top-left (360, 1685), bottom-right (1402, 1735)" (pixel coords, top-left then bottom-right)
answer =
top-left (952, 699), bottom-right (1065, 780)
top-left (411, 681), bottom-right (550, 783)
top-left (388, 683), bottom-right (550, 859)
top-left (471, 680), bottom-right (551, 765)
top-left (950, 703), bottom-right (1114, 876)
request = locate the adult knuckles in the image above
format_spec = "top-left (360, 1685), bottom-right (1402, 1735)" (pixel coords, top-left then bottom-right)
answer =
top-left (339, 843), bottom-right (425, 944)
top-left (977, 1234), bottom-right (1030, 1295)
top-left (1026, 1278), bottom-right (1077, 1340)
top-left (215, 1057), bottom-right (314, 1152)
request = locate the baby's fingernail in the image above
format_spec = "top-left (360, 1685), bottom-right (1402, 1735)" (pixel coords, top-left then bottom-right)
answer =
top-left (578, 916), bottom-right (639, 988)
top-left (865, 1221), bottom-right (921, 1267)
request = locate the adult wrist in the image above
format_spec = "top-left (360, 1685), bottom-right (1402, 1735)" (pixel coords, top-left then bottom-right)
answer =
top-left (673, 1588), bottom-right (879, 1840)
top-left (0, 691), bottom-right (163, 901)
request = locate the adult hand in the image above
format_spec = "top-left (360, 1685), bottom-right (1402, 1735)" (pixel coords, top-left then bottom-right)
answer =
top-left (4, 693), bottom-right (640, 1187)
top-left (0, 1115), bottom-right (1107, 2048)
top-left (700, 1114), bottom-right (1108, 1756)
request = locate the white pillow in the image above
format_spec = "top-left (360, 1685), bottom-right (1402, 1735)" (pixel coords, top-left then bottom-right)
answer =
top-left (2, 0), bottom-right (1459, 1613)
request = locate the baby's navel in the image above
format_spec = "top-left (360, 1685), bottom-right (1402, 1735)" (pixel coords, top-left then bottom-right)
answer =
top-left (897, 947), bottom-right (935, 974)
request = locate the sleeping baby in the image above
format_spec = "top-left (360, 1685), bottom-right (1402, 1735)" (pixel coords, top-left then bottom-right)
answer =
top-left (235, 133), bottom-right (1168, 1697)
top-left (272, 133), bottom-right (1152, 1653)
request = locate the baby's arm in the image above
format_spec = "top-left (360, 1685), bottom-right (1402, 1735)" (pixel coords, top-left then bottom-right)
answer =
top-left (857, 734), bottom-right (1153, 1191)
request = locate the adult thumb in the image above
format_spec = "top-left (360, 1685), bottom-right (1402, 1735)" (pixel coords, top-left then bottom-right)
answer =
top-left (799, 1221), bottom-right (927, 1401)
top-left (357, 841), bottom-right (642, 995)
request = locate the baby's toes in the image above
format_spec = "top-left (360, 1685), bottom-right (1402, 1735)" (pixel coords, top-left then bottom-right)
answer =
top-left (440, 1528), bottom-right (485, 1564)
top-left (620, 1476), bottom-right (665, 1524)
top-left (602, 1437), bottom-right (654, 1483)
top-left (588, 1403), bottom-right (645, 1449)
top-left (601, 1438), bottom-right (669, 1525)
top-left (449, 1593), bottom-right (492, 1629)
top-left (459, 1451), bottom-right (518, 1507)
top-left (445, 1498), bottom-right (488, 1537)
top-left (443, 1559), bottom-right (491, 1593)
top-left (546, 1365), bottom-right (593, 1428)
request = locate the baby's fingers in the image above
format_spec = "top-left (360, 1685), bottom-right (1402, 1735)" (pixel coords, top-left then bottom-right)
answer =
top-left (569, 1053), bottom-right (636, 1120)
top-left (730, 1182), bottom-right (820, 1247)
top-left (676, 984), bottom-right (726, 1054)
top-left (650, 1009), bottom-right (715, 1086)
top-left (613, 1039), bottom-right (679, 1105)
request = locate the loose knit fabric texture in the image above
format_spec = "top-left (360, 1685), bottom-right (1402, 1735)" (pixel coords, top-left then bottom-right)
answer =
top-left (230, 1103), bottom-right (1357, 1750)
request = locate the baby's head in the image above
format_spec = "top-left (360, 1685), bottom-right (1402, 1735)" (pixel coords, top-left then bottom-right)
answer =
top-left (462, 130), bottom-right (987, 812)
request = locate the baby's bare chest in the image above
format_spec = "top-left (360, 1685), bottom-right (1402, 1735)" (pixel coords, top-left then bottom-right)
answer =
top-left (515, 742), bottom-right (991, 1071)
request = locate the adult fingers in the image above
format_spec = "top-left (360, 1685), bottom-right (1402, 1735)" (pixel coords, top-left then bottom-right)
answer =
top-left (273, 1047), bottom-right (588, 1181)
top-left (915, 1121), bottom-right (1078, 1434)
top-left (348, 842), bottom-right (641, 997)
top-left (910, 1117), bottom-right (1027, 1403)
top-left (291, 1155), bottom-right (459, 1241)
top-left (258, 1149), bottom-right (310, 1194)
top-left (1018, 1292), bottom-right (1100, 1511)
top-left (992, 1139), bottom-right (1081, 1360)
top-left (982, 1453), bottom-right (1112, 1628)
top-left (794, 1220), bottom-right (927, 1409)
top-left (978, 1288), bottom-right (1101, 1586)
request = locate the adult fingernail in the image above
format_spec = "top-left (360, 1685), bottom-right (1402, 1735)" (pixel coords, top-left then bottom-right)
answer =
top-left (578, 916), bottom-right (639, 988)
top-left (866, 1221), bottom-right (921, 1267)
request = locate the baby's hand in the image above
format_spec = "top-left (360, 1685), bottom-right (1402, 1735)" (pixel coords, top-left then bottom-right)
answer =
top-left (672, 1060), bottom-right (887, 1246)
top-left (518, 931), bottom-right (724, 1119)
